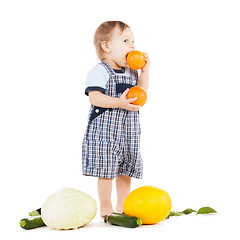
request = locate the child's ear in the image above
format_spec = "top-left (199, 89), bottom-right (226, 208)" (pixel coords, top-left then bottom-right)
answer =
top-left (101, 41), bottom-right (111, 53)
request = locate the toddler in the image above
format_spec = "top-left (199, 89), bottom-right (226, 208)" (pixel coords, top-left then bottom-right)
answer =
top-left (82, 21), bottom-right (150, 217)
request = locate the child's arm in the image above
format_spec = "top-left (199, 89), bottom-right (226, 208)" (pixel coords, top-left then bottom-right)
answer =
top-left (89, 89), bottom-right (141, 111)
top-left (137, 52), bottom-right (150, 91)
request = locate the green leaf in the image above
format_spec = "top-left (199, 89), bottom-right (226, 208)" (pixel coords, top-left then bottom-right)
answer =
top-left (166, 211), bottom-right (184, 218)
top-left (182, 208), bottom-right (196, 214)
top-left (196, 207), bottom-right (217, 215)
top-left (172, 211), bottom-right (184, 216)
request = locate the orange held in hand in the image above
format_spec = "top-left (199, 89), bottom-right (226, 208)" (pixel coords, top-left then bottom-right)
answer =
top-left (127, 50), bottom-right (146, 70)
top-left (127, 86), bottom-right (147, 107)
top-left (123, 186), bottom-right (172, 225)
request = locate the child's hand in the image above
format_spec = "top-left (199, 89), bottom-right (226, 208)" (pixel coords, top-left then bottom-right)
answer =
top-left (141, 52), bottom-right (150, 72)
top-left (117, 88), bottom-right (141, 111)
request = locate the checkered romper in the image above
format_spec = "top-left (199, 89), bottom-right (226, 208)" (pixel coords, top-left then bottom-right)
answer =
top-left (82, 61), bottom-right (143, 179)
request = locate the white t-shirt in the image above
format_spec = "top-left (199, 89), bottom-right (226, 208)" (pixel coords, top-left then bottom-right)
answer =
top-left (85, 63), bottom-right (132, 96)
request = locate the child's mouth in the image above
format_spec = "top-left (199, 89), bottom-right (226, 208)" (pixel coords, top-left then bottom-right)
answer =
top-left (126, 50), bottom-right (133, 59)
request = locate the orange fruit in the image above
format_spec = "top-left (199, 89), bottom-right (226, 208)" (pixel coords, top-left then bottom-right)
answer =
top-left (126, 86), bottom-right (147, 107)
top-left (127, 50), bottom-right (146, 70)
top-left (123, 186), bottom-right (172, 225)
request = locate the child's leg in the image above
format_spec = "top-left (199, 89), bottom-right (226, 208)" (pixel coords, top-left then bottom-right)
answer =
top-left (98, 177), bottom-right (114, 216)
top-left (116, 175), bottom-right (131, 212)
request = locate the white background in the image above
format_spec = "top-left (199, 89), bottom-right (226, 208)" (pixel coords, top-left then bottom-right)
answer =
top-left (0, 0), bottom-right (239, 239)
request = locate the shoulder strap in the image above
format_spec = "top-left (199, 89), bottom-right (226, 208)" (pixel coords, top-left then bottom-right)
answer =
top-left (100, 61), bottom-right (115, 76)
top-left (130, 68), bottom-right (138, 83)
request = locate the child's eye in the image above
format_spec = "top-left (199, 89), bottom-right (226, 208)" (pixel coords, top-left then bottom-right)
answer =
top-left (124, 39), bottom-right (128, 43)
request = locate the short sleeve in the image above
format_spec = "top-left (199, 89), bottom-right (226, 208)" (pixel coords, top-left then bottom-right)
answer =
top-left (85, 64), bottom-right (109, 96)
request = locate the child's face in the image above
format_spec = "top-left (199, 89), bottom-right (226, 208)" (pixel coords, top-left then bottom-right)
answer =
top-left (107, 26), bottom-right (135, 69)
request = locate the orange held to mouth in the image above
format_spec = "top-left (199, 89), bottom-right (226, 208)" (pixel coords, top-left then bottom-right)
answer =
top-left (126, 86), bottom-right (147, 107)
top-left (127, 50), bottom-right (146, 70)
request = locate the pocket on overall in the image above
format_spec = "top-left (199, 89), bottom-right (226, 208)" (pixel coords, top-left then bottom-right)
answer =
top-left (89, 106), bottom-right (113, 122)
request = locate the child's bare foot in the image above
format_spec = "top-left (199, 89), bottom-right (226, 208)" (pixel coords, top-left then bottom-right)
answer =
top-left (116, 205), bottom-right (123, 213)
top-left (100, 206), bottom-right (114, 218)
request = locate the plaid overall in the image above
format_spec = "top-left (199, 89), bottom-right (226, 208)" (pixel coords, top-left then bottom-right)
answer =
top-left (82, 61), bottom-right (143, 179)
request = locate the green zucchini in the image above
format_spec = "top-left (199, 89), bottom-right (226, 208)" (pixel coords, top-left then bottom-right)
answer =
top-left (104, 213), bottom-right (142, 228)
top-left (20, 216), bottom-right (46, 230)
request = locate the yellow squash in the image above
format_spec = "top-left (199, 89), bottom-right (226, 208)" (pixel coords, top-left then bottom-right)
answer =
top-left (123, 186), bottom-right (172, 224)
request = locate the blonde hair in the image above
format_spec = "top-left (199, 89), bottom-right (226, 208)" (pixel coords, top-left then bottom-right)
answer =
top-left (94, 21), bottom-right (130, 60)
